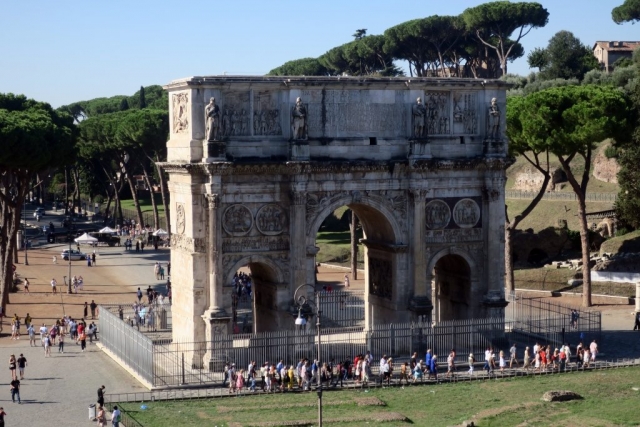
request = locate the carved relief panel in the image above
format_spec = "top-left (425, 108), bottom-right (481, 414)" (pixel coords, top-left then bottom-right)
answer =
top-left (176, 203), bottom-right (186, 235)
top-left (452, 93), bottom-right (477, 135)
top-left (222, 204), bottom-right (253, 236)
top-left (424, 197), bottom-right (482, 231)
top-left (256, 204), bottom-right (288, 235)
top-left (222, 203), bottom-right (290, 254)
top-left (254, 91), bottom-right (282, 136)
top-left (369, 258), bottom-right (392, 300)
top-left (220, 91), bottom-right (250, 137)
top-left (424, 92), bottom-right (450, 136)
top-left (172, 92), bottom-right (189, 134)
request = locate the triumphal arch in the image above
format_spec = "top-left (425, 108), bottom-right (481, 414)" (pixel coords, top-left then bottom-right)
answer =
top-left (163, 76), bottom-right (510, 345)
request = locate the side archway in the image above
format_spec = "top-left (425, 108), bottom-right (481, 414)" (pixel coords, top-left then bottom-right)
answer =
top-left (224, 255), bottom-right (285, 333)
top-left (427, 247), bottom-right (480, 322)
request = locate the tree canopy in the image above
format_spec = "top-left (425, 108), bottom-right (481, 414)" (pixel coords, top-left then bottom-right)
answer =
top-left (527, 31), bottom-right (598, 81)
top-left (319, 35), bottom-right (402, 76)
top-left (267, 58), bottom-right (329, 76)
top-left (612, 0), bottom-right (640, 24)
top-left (462, 1), bottom-right (549, 75)
top-left (0, 93), bottom-right (76, 306)
top-left (58, 84), bottom-right (168, 121)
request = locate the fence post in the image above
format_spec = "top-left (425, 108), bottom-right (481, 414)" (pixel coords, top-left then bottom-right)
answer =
top-left (181, 352), bottom-right (185, 385)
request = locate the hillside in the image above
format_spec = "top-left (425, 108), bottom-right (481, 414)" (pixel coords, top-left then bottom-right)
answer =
top-left (505, 141), bottom-right (619, 232)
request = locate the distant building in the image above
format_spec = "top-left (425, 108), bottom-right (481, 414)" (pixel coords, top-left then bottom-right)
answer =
top-left (592, 41), bottom-right (640, 72)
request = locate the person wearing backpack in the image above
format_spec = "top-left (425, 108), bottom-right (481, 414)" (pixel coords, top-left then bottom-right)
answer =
top-left (111, 405), bottom-right (121, 426)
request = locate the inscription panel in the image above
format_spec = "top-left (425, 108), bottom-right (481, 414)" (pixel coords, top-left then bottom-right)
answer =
top-left (426, 228), bottom-right (483, 244)
top-left (222, 236), bottom-right (290, 253)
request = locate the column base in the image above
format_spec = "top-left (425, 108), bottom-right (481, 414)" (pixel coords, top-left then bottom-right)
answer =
top-left (408, 295), bottom-right (433, 322)
top-left (483, 291), bottom-right (509, 319)
top-left (202, 308), bottom-right (231, 372)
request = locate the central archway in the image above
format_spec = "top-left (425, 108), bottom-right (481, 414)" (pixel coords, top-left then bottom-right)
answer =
top-left (307, 194), bottom-right (405, 326)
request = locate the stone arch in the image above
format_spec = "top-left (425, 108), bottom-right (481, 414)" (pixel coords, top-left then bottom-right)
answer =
top-left (225, 255), bottom-right (284, 286)
top-left (427, 247), bottom-right (480, 321)
top-left (306, 194), bottom-right (403, 244)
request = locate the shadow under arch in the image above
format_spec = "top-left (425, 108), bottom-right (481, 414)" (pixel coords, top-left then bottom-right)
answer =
top-left (225, 255), bottom-right (284, 286)
top-left (427, 247), bottom-right (479, 322)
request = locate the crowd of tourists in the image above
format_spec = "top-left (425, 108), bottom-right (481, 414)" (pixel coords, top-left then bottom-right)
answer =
top-left (219, 340), bottom-right (602, 395)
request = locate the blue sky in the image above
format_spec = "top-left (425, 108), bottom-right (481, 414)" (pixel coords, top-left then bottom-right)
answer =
top-left (0, 0), bottom-right (637, 108)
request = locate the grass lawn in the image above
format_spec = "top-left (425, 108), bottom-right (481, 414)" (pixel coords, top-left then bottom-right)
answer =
top-left (118, 195), bottom-right (166, 215)
top-left (118, 366), bottom-right (640, 426)
top-left (506, 199), bottom-right (614, 233)
top-left (315, 230), bottom-right (363, 266)
top-left (514, 266), bottom-right (635, 297)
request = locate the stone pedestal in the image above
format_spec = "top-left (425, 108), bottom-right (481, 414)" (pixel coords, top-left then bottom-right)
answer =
top-left (204, 140), bottom-right (226, 162)
top-left (203, 309), bottom-right (231, 372)
top-left (484, 139), bottom-right (505, 157)
top-left (483, 291), bottom-right (509, 319)
top-left (408, 139), bottom-right (431, 159)
top-left (290, 140), bottom-right (309, 161)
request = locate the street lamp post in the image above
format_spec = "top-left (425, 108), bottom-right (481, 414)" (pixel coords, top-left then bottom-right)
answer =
top-left (67, 216), bottom-right (73, 294)
top-left (294, 284), bottom-right (322, 427)
top-left (23, 198), bottom-right (28, 266)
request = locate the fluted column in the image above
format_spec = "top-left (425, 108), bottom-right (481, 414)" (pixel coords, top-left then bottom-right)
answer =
top-left (408, 189), bottom-right (432, 321)
top-left (206, 193), bottom-right (224, 313)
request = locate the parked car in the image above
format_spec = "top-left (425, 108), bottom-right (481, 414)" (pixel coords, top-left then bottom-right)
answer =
top-left (33, 207), bottom-right (45, 218)
top-left (61, 249), bottom-right (87, 261)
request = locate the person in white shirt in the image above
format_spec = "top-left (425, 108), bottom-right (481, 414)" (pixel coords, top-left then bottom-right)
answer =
top-left (39, 324), bottom-right (48, 347)
top-left (50, 278), bottom-right (57, 295)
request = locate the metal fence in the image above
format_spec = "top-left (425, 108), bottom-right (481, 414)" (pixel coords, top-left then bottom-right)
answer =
top-left (318, 290), bottom-right (365, 328)
top-left (506, 294), bottom-right (601, 347)
top-left (99, 297), bottom-right (602, 389)
top-left (99, 304), bottom-right (154, 383)
top-left (505, 190), bottom-right (617, 202)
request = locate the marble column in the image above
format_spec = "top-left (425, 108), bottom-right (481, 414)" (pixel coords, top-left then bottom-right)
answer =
top-left (408, 189), bottom-right (432, 321)
top-left (203, 193), bottom-right (230, 371)
top-left (482, 176), bottom-right (508, 316)
top-left (290, 189), bottom-right (309, 295)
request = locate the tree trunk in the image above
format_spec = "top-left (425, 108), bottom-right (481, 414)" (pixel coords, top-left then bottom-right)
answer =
top-left (576, 194), bottom-right (592, 307)
top-left (125, 173), bottom-right (144, 230)
top-left (155, 161), bottom-right (170, 236)
top-left (350, 211), bottom-right (358, 280)
top-left (141, 165), bottom-right (159, 229)
top-left (71, 168), bottom-right (79, 215)
top-left (64, 167), bottom-right (69, 215)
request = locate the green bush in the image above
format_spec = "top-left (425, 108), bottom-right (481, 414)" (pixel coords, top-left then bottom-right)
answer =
top-left (604, 146), bottom-right (619, 159)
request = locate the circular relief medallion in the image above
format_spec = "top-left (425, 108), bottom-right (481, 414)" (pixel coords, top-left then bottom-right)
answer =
top-left (222, 204), bottom-right (253, 236)
top-left (425, 200), bottom-right (451, 230)
top-left (176, 204), bottom-right (186, 235)
top-left (255, 204), bottom-right (288, 236)
top-left (453, 198), bottom-right (480, 229)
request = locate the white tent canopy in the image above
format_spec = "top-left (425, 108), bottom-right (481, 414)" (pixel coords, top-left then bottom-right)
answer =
top-left (74, 232), bottom-right (98, 243)
top-left (153, 228), bottom-right (168, 236)
top-left (98, 226), bottom-right (117, 234)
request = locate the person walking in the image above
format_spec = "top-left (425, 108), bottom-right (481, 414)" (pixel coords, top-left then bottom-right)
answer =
top-left (468, 353), bottom-right (475, 375)
top-left (90, 300), bottom-right (98, 319)
top-left (96, 405), bottom-right (106, 427)
top-left (58, 332), bottom-right (65, 353)
top-left (0, 407), bottom-right (6, 427)
top-left (91, 252), bottom-right (96, 266)
top-left (23, 278), bottom-right (30, 294)
top-left (44, 335), bottom-right (52, 357)
top-left (10, 378), bottom-right (20, 404)
top-left (78, 329), bottom-right (87, 352)
top-left (9, 355), bottom-right (16, 381)
top-left (27, 324), bottom-right (36, 347)
top-left (509, 343), bottom-right (519, 368)
top-left (51, 278), bottom-right (58, 295)
top-left (16, 354), bottom-right (26, 380)
top-left (136, 288), bottom-right (142, 303)
top-left (53, 255), bottom-right (57, 264)
top-left (84, 302), bottom-right (89, 319)
top-left (634, 312), bottom-right (640, 331)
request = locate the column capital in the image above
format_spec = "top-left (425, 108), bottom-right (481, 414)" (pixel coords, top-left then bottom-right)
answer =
top-left (290, 190), bottom-right (307, 206)
top-left (410, 189), bottom-right (428, 201)
top-left (206, 193), bottom-right (220, 209)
